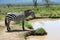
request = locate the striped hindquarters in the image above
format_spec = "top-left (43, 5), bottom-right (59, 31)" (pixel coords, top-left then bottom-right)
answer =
top-left (6, 14), bottom-right (16, 21)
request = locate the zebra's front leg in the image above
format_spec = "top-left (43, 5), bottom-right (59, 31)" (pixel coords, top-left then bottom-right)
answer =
top-left (22, 20), bottom-right (25, 31)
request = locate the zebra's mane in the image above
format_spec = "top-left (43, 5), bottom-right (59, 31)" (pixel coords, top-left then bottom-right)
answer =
top-left (7, 12), bottom-right (25, 16)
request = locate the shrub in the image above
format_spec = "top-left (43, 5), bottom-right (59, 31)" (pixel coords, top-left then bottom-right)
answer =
top-left (25, 23), bottom-right (33, 29)
top-left (35, 28), bottom-right (47, 35)
top-left (23, 28), bottom-right (47, 36)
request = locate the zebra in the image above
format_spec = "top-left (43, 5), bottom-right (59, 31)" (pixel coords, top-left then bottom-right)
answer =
top-left (5, 9), bottom-right (36, 31)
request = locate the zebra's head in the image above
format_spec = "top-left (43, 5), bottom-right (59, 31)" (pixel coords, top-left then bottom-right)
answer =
top-left (24, 9), bottom-right (35, 18)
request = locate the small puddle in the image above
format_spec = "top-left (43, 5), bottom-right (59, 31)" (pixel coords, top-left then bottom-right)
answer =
top-left (28, 19), bottom-right (60, 40)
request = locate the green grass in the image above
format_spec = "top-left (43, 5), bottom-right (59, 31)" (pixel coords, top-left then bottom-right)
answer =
top-left (14, 21), bottom-right (33, 29)
top-left (24, 21), bottom-right (33, 29)
top-left (0, 14), bottom-right (4, 20)
top-left (33, 6), bottom-right (60, 17)
top-left (35, 28), bottom-right (47, 35)
top-left (32, 6), bottom-right (60, 17)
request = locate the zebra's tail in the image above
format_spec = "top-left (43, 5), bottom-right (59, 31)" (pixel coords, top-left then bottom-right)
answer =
top-left (5, 17), bottom-right (8, 27)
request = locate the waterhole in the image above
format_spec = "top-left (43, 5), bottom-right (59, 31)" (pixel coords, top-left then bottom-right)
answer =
top-left (28, 19), bottom-right (60, 40)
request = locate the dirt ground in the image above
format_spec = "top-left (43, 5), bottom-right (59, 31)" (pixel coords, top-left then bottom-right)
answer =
top-left (0, 18), bottom-right (60, 40)
top-left (0, 21), bottom-right (27, 40)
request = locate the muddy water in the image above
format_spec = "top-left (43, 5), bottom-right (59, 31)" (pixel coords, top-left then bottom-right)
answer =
top-left (28, 19), bottom-right (60, 40)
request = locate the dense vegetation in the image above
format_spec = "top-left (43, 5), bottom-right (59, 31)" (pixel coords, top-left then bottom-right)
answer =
top-left (0, 6), bottom-right (60, 20)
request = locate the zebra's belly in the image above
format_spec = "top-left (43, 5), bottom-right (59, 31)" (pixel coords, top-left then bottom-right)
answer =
top-left (12, 17), bottom-right (24, 21)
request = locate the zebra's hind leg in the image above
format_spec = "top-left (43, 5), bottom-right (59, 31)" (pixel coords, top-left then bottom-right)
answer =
top-left (5, 17), bottom-right (11, 32)
top-left (7, 26), bottom-right (11, 32)
top-left (6, 20), bottom-right (11, 32)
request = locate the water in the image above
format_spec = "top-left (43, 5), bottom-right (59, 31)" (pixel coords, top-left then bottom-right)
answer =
top-left (32, 21), bottom-right (44, 30)
top-left (28, 19), bottom-right (60, 40)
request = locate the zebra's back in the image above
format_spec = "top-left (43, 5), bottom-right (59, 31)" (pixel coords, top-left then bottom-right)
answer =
top-left (6, 12), bottom-right (25, 21)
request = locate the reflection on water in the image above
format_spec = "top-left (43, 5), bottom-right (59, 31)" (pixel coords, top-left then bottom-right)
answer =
top-left (32, 21), bottom-right (44, 30)
top-left (28, 19), bottom-right (60, 40)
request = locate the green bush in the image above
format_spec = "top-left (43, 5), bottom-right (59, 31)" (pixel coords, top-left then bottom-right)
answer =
top-left (23, 28), bottom-right (47, 36)
top-left (35, 28), bottom-right (47, 35)
top-left (25, 21), bottom-right (33, 29)
top-left (25, 24), bottom-right (33, 29)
